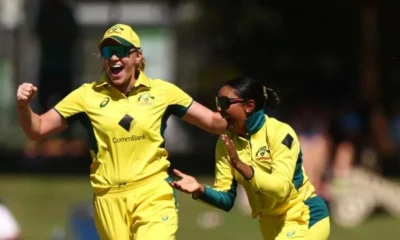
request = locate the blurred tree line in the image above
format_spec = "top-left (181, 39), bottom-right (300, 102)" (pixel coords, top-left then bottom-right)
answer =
top-left (173, 0), bottom-right (400, 176)
top-left (175, 0), bottom-right (360, 112)
top-left (3, 0), bottom-right (400, 176)
top-left (168, 0), bottom-right (362, 174)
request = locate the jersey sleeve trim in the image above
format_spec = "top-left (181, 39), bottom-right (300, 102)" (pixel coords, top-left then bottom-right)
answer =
top-left (193, 180), bottom-right (237, 212)
top-left (292, 151), bottom-right (304, 191)
top-left (53, 107), bottom-right (66, 119)
top-left (304, 196), bottom-right (329, 228)
top-left (169, 98), bottom-right (194, 118)
top-left (53, 107), bottom-right (78, 125)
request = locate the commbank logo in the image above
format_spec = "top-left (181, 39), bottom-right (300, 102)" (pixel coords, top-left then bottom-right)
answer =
top-left (118, 114), bottom-right (134, 132)
top-left (113, 134), bottom-right (146, 143)
top-left (100, 97), bottom-right (110, 108)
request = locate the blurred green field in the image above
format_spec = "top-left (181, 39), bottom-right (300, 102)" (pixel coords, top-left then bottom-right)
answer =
top-left (0, 175), bottom-right (399, 240)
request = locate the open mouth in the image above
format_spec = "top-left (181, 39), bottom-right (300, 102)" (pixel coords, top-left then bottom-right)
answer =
top-left (110, 65), bottom-right (124, 75)
top-left (226, 117), bottom-right (234, 129)
top-left (221, 111), bottom-right (230, 119)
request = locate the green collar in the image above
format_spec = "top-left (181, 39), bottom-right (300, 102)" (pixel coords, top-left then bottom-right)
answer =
top-left (246, 110), bottom-right (266, 135)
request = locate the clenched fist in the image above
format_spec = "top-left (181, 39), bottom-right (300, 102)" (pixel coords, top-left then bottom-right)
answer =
top-left (16, 83), bottom-right (37, 108)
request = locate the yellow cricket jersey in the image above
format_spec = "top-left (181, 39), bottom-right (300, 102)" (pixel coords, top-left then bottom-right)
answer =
top-left (54, 71), bottom-right (193, 192)
top-left (196, 110), bottom-right (329, 228)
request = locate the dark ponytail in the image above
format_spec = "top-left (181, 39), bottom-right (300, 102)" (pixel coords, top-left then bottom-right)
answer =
top-left (263, 85), bottom-right (280, 108)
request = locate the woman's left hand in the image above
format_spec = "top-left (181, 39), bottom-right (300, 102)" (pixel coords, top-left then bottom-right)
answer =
top-left (169, 169), bottom-right (202, 194)
top-left (221, 134), bottom-right (255, 180)
top-left (221, 134), bottom-right (241, 168)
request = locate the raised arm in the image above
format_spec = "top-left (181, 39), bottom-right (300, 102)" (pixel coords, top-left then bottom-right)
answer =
top-left (182, 101), bottom-right (227, 134)
top-left (163, 81), bottom-right (227, 134)
top-left (17, 83), bottom-right (66, 141)
top-left (17, 83), bottom-right (85, 141)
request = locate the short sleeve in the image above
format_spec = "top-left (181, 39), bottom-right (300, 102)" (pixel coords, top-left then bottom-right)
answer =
top-left (53, 85), bottom-right (86, 121)
top-left (164, 81), bottom-right (193, 117)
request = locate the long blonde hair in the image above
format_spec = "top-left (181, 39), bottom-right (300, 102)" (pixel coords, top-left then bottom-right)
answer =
top-left (136, 56), bottom-right (146, 72)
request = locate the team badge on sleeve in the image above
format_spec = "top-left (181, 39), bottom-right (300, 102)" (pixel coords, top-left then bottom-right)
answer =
top-left (282, 134), bottom-right (294, 149)
top-left (255, 146), bottom-right (271, 161)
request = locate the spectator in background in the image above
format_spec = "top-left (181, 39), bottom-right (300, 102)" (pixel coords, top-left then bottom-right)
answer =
top-left (328, 101), bottom-right (400, 179)
top-left (28, 0), bottom-right (79, 161)
top-left (370, 103), bottom-right (400, 176)
top-left (35, 0), bottom-right (77, 112)
top-left (287, 102), bottom-right (332, 197)
top-left (329, 102), bottom-right (369, 177)
top-left (326, 102), bottom-right (400, 228)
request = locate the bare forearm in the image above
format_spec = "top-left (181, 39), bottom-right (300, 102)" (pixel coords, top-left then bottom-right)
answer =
top-left (233, 160), bottom-right (254, 180)
top-left (211, 112), bottom-right (227, 134)
top-left (17, 105), bottom-right (42, 141)
top-left (183, 102), bottom-right (227, 134)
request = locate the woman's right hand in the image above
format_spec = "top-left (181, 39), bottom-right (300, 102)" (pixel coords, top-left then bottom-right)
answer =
top-left (169, 169), bottom-right (203, 194)
top-left (16, 83), bottom-right (37, 108)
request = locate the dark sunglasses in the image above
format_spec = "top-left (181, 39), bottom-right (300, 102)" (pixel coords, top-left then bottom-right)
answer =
top-left (215, 96), bottom-right (248, 111)
top-left (100, 45), bottom-right (133, 60)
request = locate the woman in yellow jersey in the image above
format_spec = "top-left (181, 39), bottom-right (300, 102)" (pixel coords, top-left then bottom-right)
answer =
top-left (16, 23), bottom-right (227, 240)
top-left (170, 77), bottom-right (330, 240)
